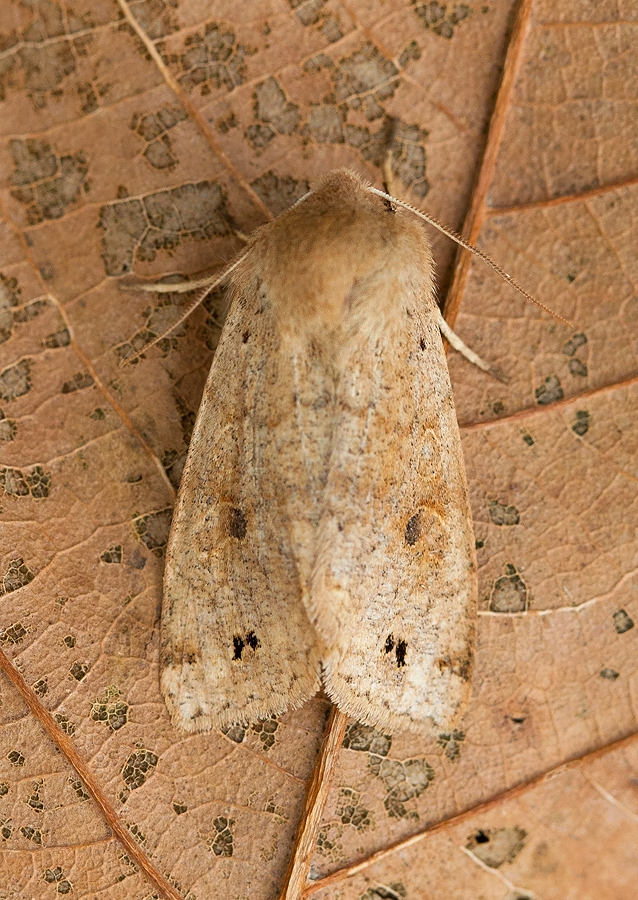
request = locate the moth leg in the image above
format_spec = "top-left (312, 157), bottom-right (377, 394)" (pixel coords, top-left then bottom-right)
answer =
top-left (380, 153), bottom-right (508, 385)
top-left (119, 281), bottom-right (220, 366)
top-left (436, 309), bottom-right (509, 383)
top-left (382, 150), bottom-right (399, 200)
top-left (118, 254), bottom-right (246, 365)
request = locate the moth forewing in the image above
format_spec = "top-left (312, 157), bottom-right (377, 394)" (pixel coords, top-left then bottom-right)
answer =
top-left (160, 168), bottom-right (478, 734)
top-left (160, 268), bottom-right (324, 733)
top-left (305, 196), bottom-right (477, 733)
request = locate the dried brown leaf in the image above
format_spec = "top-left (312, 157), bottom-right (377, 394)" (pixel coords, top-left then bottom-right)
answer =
top-left (1, 1), bottom-right (637, 899)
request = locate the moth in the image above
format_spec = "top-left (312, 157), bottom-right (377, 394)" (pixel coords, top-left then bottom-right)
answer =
top-left (153, 168), bottom-right (489, 736)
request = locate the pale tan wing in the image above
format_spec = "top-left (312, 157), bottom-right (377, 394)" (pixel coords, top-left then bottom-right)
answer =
top-left (312, 262), bottom-right (477, 735)
top-left (246, 168), bottom-right (477, 735)
top-left (161, 264), bottom-right (324, 732)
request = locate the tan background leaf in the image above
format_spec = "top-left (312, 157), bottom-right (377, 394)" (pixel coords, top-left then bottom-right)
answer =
top-left (1, 1), bottom-right (637, 898)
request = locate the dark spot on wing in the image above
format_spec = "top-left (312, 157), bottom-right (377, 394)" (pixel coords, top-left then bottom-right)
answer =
top-left (178, 641), bottom-right (202, 666)
top-left (246, 631), bottom-right (259, 650)
top-left (405, 511), bottom-right (421, 545)
top-left (233, 631), bottom-right (260, 660)
top-left (385, 634), bottom-right (407, 667)
top-left (233, 636), bottom-right (244, 660)
top-left (419, 336), bottom-right (426, 351)
top-left (229, 507), bottom-right (247, 539)
top-left (242, 330), bottom-right (250, 343)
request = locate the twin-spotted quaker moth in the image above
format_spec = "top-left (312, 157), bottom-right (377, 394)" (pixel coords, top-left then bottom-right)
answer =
top-left (144, 169), bottom-right (566, 734)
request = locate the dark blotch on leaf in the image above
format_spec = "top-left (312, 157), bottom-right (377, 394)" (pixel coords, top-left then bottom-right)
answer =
top-left (569, 358), bottom-right (588, 377)
top-left (343, 722), bottom-right (392, 755)
top-left (134, 508), bottom-right (172, 557)
top-left (489, 500), bottom-right (520, 527)
top-left (121, 748), bottom-right (158, 789)
top-left (572, 410), bottom-right (589, 436)
top-left (100, 544), bottom-right (122, 564)
top-left (44, 867), bottom-right (64, 883)
top-left (613, 609), bottom-right (634, 634)
top-left (437, 729), bottom-right (465, 761)
top-left (563, 332), bottom-right (587, 356)
top-left (600, 668), bottom-right (619, 680)
top-left (211, 816), bottom-right (234, 857)
top-left (534, 374), bottom-right (563, 406)
top-left (222, 723), bottom-right (246, 743)
top-left (69, 661), bottom-right (89, 681)
top-left (466, 825), bottom-right (527, 868)
top-left (489, 564), bottom-right (528, 613)
top-left (61, 372), bottom-right (94, 394)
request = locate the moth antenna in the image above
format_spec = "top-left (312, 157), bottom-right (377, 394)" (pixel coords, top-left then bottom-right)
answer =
top-left (118, 253), bottom-right (246, 367)
top-left (367, 185), bottom-right (575, 330)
